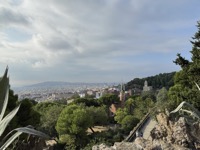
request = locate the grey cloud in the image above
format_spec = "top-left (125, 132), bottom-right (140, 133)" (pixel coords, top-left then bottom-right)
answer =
top-left (38, 36), bottom-right (72, 51)
top-left (0, 7), bottom-right (30, 26)
top-left (0, 0), bottom-right (199, 86)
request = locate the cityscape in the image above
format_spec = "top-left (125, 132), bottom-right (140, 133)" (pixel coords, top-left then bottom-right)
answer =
top-left (14, 82), bottom-right (120, 102)
top-left (14, 80), bottom-right (153, 105)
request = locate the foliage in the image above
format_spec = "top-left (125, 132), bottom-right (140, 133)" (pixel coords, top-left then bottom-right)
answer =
top-left (133, 96), bottom-right (154, 119)
top-left (169, 100), bottom-right (200, 121)
top-left (34, 102), bottom-right (65, 136)
top-left (156, 87), bottom-right (168, 107)
top-left (125, 98), bottom-right (135, 114)
top-left (114, 95), bottom-right (154, 134)
top-left (7, 90), bottom-right (18, 111)
top-left (56, 104), bottom-right (93, 149)
top-left (56, 103), bottom-right (110, 149)
top-left (114, 108), bottom-right (129, 125)
top-left (126, 72), bottom-right (175, 90)
top-left (84, 129), bottom-right (124, 150)
top-left (114, 108), bottom-right (140, 133)
top-left (98, 93), bottom-right (120, 106)
top-left (169, 21), bottom-right (200, 110)
top-left (141, 90), bottom-right (156, 101)
top-left (0, 68), bottom-right (49, 150)
top-left (7, 91), bottom-right (41, 131)
top-left (73, 97), bottom-right (100, 107)
top-left (86, 106), bottom-right (108, 125)
top-left (56, 104), bottom-right (93, 135)
top-left (121, 115), bottom-right (139, 132)
top-left (16, 99), bottom-right (40, 127)
top-left (6, 90), bottom-right (19, 130)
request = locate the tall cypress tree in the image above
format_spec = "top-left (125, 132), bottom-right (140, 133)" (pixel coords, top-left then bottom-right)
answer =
top-left (168, 21), bottom-right (200, 110)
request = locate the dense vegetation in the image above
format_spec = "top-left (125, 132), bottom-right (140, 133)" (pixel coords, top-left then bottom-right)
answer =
top-left (0, 70), bottom-right (49, 150)
top-left (126, 72), bottom-right (175, 90)
top-left (6, 91), bottom-right (154, 149)
top-left (168, 21), bottom-right (200, 110)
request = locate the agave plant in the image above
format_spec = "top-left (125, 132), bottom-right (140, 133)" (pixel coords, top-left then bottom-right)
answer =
top-left (169, 82), bottom-right (200, 121)
top-left (0, 67), bottom-right (50, 150)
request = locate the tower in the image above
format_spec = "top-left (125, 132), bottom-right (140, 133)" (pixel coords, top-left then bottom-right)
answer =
top-left (119, 83), bottom-right (125, 107)
top-left (143, 80), bottom-right (152, 91)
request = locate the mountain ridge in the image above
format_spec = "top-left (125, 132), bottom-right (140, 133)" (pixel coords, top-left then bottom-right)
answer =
top-left (17, 81), bottom-right (117, 88)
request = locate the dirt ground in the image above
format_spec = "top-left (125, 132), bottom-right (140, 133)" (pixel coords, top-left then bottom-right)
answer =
top-left (87, 126), bottom-right (109, 133)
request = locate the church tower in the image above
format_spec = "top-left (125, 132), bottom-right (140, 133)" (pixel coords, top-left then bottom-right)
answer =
top-left (119, 83), bottom-right (125, 107)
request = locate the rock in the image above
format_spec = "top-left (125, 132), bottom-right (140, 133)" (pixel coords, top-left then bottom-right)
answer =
top-left (93, 112), bottom-right (200, 150)
top-left (114, 142), bottom-right (143, 150)
top-left (149, 115), bottom-right (200, 149)
top-left (92, 143), bottom-right (114, 150)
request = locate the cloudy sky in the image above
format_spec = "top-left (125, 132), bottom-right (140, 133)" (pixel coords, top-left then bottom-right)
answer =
top-left (0, 0), bottom-right (200, 87)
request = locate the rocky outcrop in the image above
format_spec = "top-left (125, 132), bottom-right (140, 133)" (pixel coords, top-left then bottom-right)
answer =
top-left (93, 113), bottom-right (200, 150)
top-left (149, 113), bottom-right (200, 149)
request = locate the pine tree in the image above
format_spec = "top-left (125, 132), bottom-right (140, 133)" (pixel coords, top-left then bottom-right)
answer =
top-left (189, 21), bottom-right (200, 83)
top-left (168, 21), bottom-right (200, 110)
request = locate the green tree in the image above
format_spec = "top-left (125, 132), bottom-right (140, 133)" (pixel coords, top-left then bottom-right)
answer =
top-left (7, 89), bottom-right (19, 129)
top-left (169, 21), bottom-right (200, 110)
top-left (86, 106), bottom-right (108, 126)
top-left (73, 97), bottom-right (100, 107)
top-left (98, 94), bottom-right (119, 106)
top-left (16, 99), bottom-right (40, 127)
top-left (114, 108), bottom-right (139, 133)
top-left (34, 102), bottom-right (65, 136)
top-left (114, 108), bottom-right (128, 125)
top-left (126, 72), bottom-right (175, 90)
top-left (56, 104), bottom-right (93, 149)
top-left (125, 98), bottom-right (135, 114)
top-left (141, 90), bottom-right (156, 101)
top-left (132, 96), bottom-right (154, 119)
top-left (121, 115), bottom-right (139, 132)
top-left (156, 87), bottom-right (168, 103)
top-left (7, 90), bottom-right (18, 111)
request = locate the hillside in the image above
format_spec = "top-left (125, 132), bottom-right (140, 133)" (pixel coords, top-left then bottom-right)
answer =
top-left (126, 72), bottom-right (176, 90)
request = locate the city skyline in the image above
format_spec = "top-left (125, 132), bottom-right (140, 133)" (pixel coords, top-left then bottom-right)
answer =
top-left (0, 0), bottom-right (200, 87)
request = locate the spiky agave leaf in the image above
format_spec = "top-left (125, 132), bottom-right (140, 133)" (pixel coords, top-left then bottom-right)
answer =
top-left (0, 126), bottom-right (50, 150)
top-left (0, 104), bottom-right (20, 136)
top-left (0, 67), bottom-right (9, 122)
top-left (195, 82), bottom-right (200, 91)
top-left (169, 101), bottom-right (200, 121)
top-left (0, 67), bottom-right (50, 150)
top-left (0, 130), bottom-right (22, 150)
top-left (14, 126), bottom-right (50, 139)
top-left (0, 69), bottom-right (17, 136)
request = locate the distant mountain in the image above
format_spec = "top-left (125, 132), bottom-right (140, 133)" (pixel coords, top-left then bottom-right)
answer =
top-left (126, 72), bottom-right (176, 90)
top-left (24, 81), bottom-right (84, 88)
top-left (13, 81), bottom-right (117, 94)
top-left (17, 81), bottom-right (116, 89)
top-left (25, 81), bottom-right (114, 87)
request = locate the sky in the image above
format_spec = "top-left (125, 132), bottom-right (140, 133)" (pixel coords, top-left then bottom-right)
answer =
top-left (0, 0), bottom-right (200, 87)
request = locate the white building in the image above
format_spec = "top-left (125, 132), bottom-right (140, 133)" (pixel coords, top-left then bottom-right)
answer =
top-left (143, 80), bottom-right (152, 92)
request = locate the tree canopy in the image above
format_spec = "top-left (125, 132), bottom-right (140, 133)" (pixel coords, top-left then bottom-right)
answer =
top-left (34, 102), bottom-right (65, 136)
top-left (126, 72), bottom-right (175, 90)
top-left (168, 21), bottom-right (200, 110)
top-left (98, 93), bottom-right (120, 106)
top-left (55, 104), bottom-right (109, 149)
